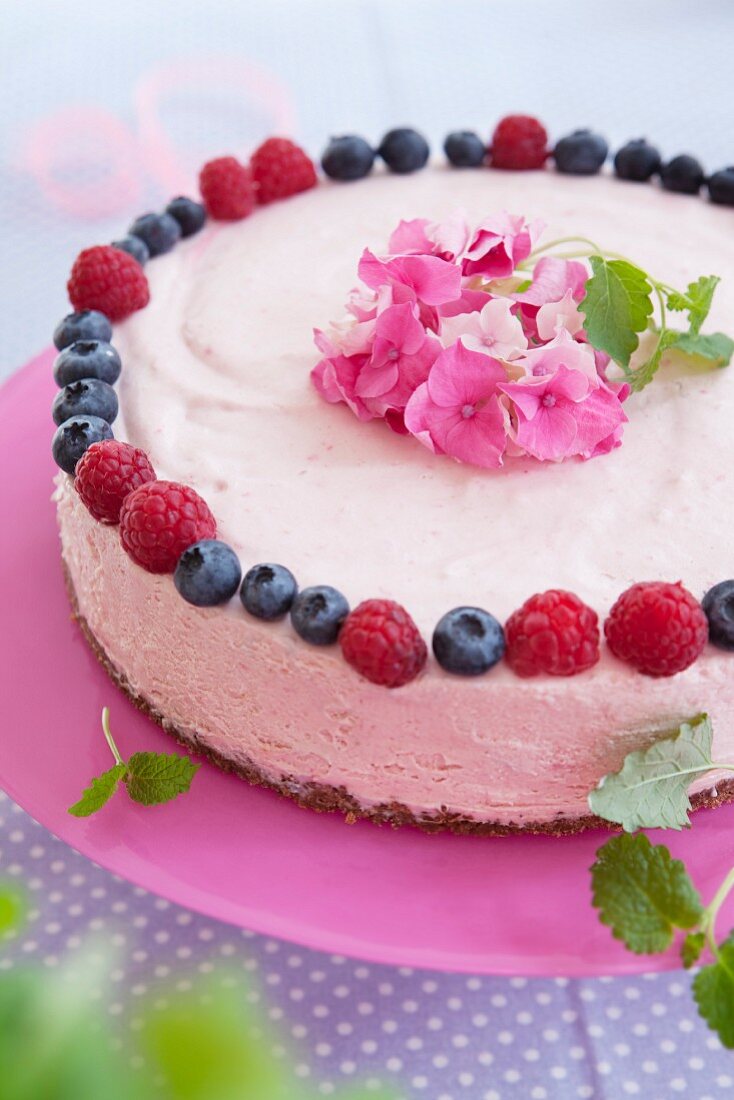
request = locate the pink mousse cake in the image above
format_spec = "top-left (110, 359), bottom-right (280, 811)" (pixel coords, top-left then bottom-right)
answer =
top-left (52, 129), bottom-right (734, 834)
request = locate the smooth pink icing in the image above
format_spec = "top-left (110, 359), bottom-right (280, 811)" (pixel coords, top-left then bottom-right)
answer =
top-left (57, 167), bottom-right (734, 826)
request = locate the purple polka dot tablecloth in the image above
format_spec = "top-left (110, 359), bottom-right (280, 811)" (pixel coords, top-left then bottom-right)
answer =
top-left (1, 790), bottom-right (731, 1099)
top-left (3, 2), bottom-right (734, 1096)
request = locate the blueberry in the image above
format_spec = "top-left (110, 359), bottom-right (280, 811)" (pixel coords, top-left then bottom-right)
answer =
top-left (52, 378), bottom-right (118, 426)
top-left (708, 167), bottom-right (734, 206)
top-left (240, 563), bottom-right (298, 621)
top-left (660, 154), bottom-right (705, 195)
top-left (52, 415), bottom-right (113, 475)
top-left (702, 581), bottom-right (734, 650)
top-left (53, 310), bottom-right (112, 351)
top-left (432, 606), bottom-right (505, 676)
top-left (174, 540), bottom-right (242, 607)
top-left (377, 128), bottom-right (430, 174)
top-left (53, 340), bottom-right (121, 387)
top-left (553, 129), bottom-right (608, 175)
top-left (321, 136), bottom-right (375, 181)
top-left (127, 212), bottom-right (181, 257)
top-left (443, 130), bottom-right (486, 168)
top-left (166, 196), bottom-right (207, 237)
top-left (290, 585), bottom-right (349, 645)
top-left (112, 235), bottom-right (150, 265)
top-left (613, 139), bottom-right (661, 182)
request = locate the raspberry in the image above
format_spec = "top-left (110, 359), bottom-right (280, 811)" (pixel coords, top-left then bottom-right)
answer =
top-left (67, 245), bottom-right (150, 322)
top-left (604, 582), bottom-right (708, 677)
top-left (119, 481), bottom-right (216, 574)
top-left (339, 599), bottom-right (427, 687)
top-left (198, 156), bottom-right (256, 220)
top-left (505, 590), bottom-right (600, 677)
top-left (251, 137), bottom-right (317, 204)
top-left (490, 114), bottom-right (549, 170)
top-left (74, 440), bottom-right (156, 524)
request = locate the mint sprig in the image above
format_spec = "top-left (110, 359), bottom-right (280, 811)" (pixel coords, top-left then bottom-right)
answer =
top-left (587, 713), bottom-right (734, 831)
top-left (591, 836), bottom-right (734, 1048)
top-left (68, 708), bottom-right (199, 817)
top-left (665, 275), bottom-right (720, 334)
top-left (671, 330), bottom-right (734, 368)
top-left (581, 257), bottom-right (732, 392)
top-left (693, 933), bottom-right (734, 1048)
top-left (580, 257), bottom-right (654, 367)
top-left (523, 237), bottom-right (732, 392)
top-left (591, 833), bottom-right (703, 954)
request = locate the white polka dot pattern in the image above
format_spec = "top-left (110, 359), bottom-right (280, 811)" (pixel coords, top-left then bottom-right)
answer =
top-left (0, 791), bottom-right (730, 1098)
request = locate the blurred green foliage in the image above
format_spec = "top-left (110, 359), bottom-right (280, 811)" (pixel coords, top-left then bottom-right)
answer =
top-left (0, 884), bottom-right (395, 1100)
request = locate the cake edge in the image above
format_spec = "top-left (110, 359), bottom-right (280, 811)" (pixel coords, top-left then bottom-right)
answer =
top-left (62, 559), bottom-right (734, 838)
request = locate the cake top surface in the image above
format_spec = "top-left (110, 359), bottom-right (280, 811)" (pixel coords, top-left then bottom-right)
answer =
top-left (113, 166), bottom-right (734, 635)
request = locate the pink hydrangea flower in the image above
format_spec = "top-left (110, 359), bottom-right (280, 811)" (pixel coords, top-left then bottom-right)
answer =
top-left (461, 213), bottom-right (543, 280)
top-left (404, 342), bottom-right (508, 468)
top-left (515, 329), bottom-right (599, 385)
top-left (358, 249), bottom-right (462, 306)
top-left (311, 352), bottom-right (372, 421)
top-left (439, 297), bottom-right (528, 360)
top-left (355, 303), bottom-right (440, 413)
top-left (535, 289), bottom-right (585, 342)
top-left (312, 209), bottom-right (629, 470)
top-left (426, 211), bottom-right (471, 262)
top-left (499, 363), bottom-right (627, 462)
top-left (513, 256), bottom-right (588, 308)
top-left (345, 285), bottom-right (380, 322)
top-left (515, 258), bottom-right (589, 341)
top-left (573, 384), bottom-right (629, 459)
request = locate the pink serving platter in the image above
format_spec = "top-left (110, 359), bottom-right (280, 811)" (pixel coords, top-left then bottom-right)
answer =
top-left (3, 350), bottom-right (734, 977)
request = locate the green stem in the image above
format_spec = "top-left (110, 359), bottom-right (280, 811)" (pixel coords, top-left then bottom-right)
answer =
top-left (101, 708), bottom-right (123, 766)
top-left (703, 867), bottom-right (734, 961)
top-left (527, 234), bottom-right (603, 257)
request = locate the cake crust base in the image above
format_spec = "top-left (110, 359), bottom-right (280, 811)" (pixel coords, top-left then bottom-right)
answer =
top-left (62, 561), bottom-right (734, 837)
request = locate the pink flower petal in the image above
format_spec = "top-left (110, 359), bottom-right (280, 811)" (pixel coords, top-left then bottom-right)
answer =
top-left (514, 257), bottom-right (588, 309)
top-left (426, 211), bottom-right (471, 260)
top-left (513, 404), bottom-right (579, 461)
top-left (398, 255), bottom-right (463, 305)
top-left (574, 384), bottom-right (628, 458)
top-left (311, 355), bottom-right (373, 420)
top-left (355, 360), bottom-right (399, 398)
top-left (427, 341), bottom-right (507, 408)
top-left (441, 399), bottom-right (506, 468)
top-left (437, 288), bottom-right (490, 319)
top-left (516, 330), bottom-right (599, 385)
top-left (536, 289), bottom-right (585, 342)
top-left (388, 218), bottom-right (432, 254)
top-left (462, 213), bottom-right (543, 279)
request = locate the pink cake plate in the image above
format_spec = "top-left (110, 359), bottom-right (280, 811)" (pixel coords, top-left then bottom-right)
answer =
top-left (3, 351), bottom-right (734, 977)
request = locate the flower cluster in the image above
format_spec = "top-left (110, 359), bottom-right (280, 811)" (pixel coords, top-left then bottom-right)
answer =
top-left (311, 212), bottom-right (629, 467)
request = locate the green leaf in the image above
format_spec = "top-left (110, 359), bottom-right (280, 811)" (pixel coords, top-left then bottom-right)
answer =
top-left (0, 886), bottom-right (26, 938)
top-left (591, 833), bottom-right (704, 954)
top-left (628, 328), bottom-right (680, 393)
top-left (580, 256), bottom-right (654, 367)
top-left (682, 931), bottom-right (706, 969)
top-left (68, 763), bottom-right (127, 818)
top-left (666, 275), bottom-right (720, 335)
top-left (693, 933), bottom-right (734, 1048)
top-left (670, 331), bottom-right (734, 369)
top-left (125, 752), bottom-right (199, 806)
top-left (142, 982), bottom-right (295, 1100)
top-left (588, 714), bottom-right (715, 831)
